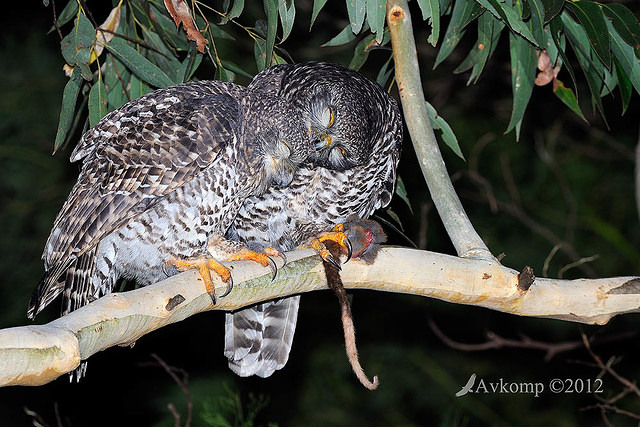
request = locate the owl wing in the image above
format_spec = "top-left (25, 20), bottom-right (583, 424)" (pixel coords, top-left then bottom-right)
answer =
top-left (44, 81), bottom-right (243, 269)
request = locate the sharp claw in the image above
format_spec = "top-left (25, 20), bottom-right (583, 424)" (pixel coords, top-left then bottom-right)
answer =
top-left (219, 276), bottom-right (233, 299)
top-left (279, 251), bottom-right (287, 266)
top-left (328, 255), bottom-right (341, 270)
top-left (209, 292), bottom-right (217, 305)
top-left (267, 256), bottom-right (278, 281)
top-left (344, 238), bottom-right (353, 263)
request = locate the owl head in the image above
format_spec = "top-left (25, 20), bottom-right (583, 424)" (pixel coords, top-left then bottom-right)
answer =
top-left (241, 91), bottom-right (310, 192)
top-left (249, 62), bottom-right (402, 172)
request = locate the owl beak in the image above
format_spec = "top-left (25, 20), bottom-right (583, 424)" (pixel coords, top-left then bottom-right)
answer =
top-left (314, 134), bottom-right (332, 151)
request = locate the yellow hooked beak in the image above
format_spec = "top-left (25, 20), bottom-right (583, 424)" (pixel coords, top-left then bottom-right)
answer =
top-left (314, 134), bottom-right (333, 151)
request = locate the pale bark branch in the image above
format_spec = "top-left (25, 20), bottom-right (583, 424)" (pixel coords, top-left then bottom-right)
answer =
top-left (2, 247), bottom-right (640, 387)
top-left (387, 0), bottom-right (494, 260)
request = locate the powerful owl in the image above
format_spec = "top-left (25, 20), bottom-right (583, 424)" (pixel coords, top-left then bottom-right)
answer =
top-left (225, 62), bottom-right (403, 377)
top-left (27, 80), bottom-right (312, 323)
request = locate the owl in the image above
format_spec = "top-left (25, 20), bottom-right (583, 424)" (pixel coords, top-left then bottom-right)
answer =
top-left (27, 80), bottom-right (312, 326)
top-left (225, 62), bottom-right (403, 378)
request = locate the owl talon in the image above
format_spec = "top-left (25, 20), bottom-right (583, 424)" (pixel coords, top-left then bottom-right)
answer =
top-left (218, 276), bottom-right (234, 299)
top-left (226, 248), bottom-right (280, 280)
top-left (343, 238), bottom-right (353, 263)
top-left (267, 256), bottom-right (278, 281)
top-left (167, 256), bottom-right (232, 304)
top-left (307, 224), bottom-right (353, 264)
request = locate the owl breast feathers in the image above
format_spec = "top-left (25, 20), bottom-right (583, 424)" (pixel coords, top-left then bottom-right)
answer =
top-left (225, 62), bottom-right (403, 378)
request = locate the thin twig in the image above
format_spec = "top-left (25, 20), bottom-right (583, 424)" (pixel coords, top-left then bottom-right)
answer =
top-left (581, 331), bottom-right (640, 398)
top-left (149, 354), bottom-right (193, 427)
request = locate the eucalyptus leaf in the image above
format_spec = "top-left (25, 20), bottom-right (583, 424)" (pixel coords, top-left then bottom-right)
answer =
top-left (426, 101), bottom-right (464, 159)
top-left (346, 0), bottom-right (367, 34)
top-left (613, 57), bottom-right (632, 114)
top-left (88, 78), bottom-right (108, 127)
top-left (553, 79), bottom-right (587, 122)
top-left (395, 176), bottom-right (413, 214)
top-left (263, 0), bottom-right (278, 69)
top-left (417, 0), bottom-right (441, 46)
top-left (54, 68), bottom-right (83, 152)
top-left (105, 37), bottom-right (174, 88)
top-left (322, 24), bottom-right (359, 47)
top-left (525, 0), bottom-right (545, 46)
top-left (434, 0), bottom-right (484, 67)
top-left (475, 0), bottom-right (539, 47)
top-left (506, 31), bottom-right (536, 139)
top-left (49, 0), bottom-right (79, 33)
top-left (366, 0), bottom-right (386, 44)
top-left (310, 0), bottom-right (328, 29)
top-left (278, 0), bottom-right (296, 43)
top-left (601, 4), bottom-right (640, 59)
top-left (540, 0), bottom-right (564, 24)
top-left (606, 18), bottom-right (640, 95)
top-left (221, 0), bottom-right (244, 24)
top-left (566, 1), bottom-right (611, 69)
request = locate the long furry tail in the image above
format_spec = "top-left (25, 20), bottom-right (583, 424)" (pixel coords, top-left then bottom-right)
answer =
top-left (323, 241), bottom-right (378, 390)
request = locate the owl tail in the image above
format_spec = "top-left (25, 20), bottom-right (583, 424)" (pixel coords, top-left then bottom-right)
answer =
top-left (27, 257), bottom-right (74, 320)
top-left (224, 295), bottom-right (300, 378)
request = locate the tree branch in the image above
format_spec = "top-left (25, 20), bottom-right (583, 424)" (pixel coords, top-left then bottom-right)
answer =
top-left (387, 0), bottom-right (494, 260)
top-left (2, 247), bottom-right (640, 387)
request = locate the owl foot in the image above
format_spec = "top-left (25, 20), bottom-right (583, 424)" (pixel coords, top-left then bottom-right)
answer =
top-left (306, 224), bottom-right (353, 269)
top-left (168, 256), bottom-right (232, 304)
top-left (225, 248), bottom-right (281, 281)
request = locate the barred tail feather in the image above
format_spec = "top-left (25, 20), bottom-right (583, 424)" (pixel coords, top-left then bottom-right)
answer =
top-left (224, 296), bottom-right (300, 378)
top-left (27, 257), bottom-right (74, 320)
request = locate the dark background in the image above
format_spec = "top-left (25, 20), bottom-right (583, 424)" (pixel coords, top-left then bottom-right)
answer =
top-left (1, 1), bottom-right (639, 426)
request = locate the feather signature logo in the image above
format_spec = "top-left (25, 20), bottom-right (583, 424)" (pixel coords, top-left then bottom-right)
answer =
top-left (455, 373), bottom-right (477, 397)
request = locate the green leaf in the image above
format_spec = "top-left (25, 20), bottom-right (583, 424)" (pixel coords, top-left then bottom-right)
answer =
top-left (88, 78), bottom-right (108, 127)
top-left (426, 101), bottom-right (464, 159)
top-left (553, 79), bottom-right (587, 122)
top-left (221, 0), bottom-right (244, 24)
top-left (475, 0), bottom-right (539, 47)
top-left (141, 29), bottom-right (181, 82)
top-left (506, 31), bottom-right (537, 139)
top-left (455, 12), bottom-right (505, 85)
top-left (366, 0), bottom-right (386, 44)
top-left (129, 74), bottom-right (152, 100)
top-left (220, 60), bottom-right (254, 80)
top-left (263, 0), bottom-right (278, 69)
top-left (563, 12), bottom-right (608, 120)
top-left (349, 30), bottom-right (390, 71)
top-left (417, 0), bottom-right (441, 46)
top-left (613, 57), bottom-right (632, 114)
top-left (49, 0), bottom-right (79, 33)
top-left (434, 0), bottom-right (484, 67)
top-left (104, 54), bottom-right (129, 111)
top-left (346, 0), bottom-right (367, 34)
top-left (525, 0), bottom-right (545, 46)
top-left (310, 0), bottom-right (328, 29)
top-left (278, 0), bottom-right (296, 42)
top-left (104, 37), bottom-right (174, 88)
top-left (606, 18), bottom-right (640, 95)
top-left (601, 3), bottom-right (640, 59)
top-left (566, 1), bottom-right (611, 69)
top-left (322, 24), bottom-right (359, 47)
top-left (540, 0), bottom-right (564, 24)
top-left (550, 16), bottom-right (578, 96)
top-left (376, 56), bottom-right (394, 87)
top-left (148, 3), bottom-right (190, 51)
top-left (60, 14), bottom-right (95, 80)
top-left (54, 67), bottom-right (83, 152)
top-left (394, 176), bottom-right (413, 214)
top-left (177, 45), bottom-right (204, 83)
